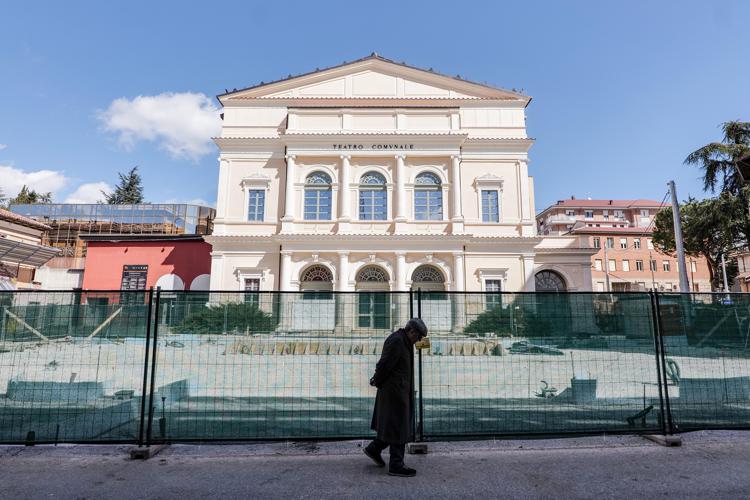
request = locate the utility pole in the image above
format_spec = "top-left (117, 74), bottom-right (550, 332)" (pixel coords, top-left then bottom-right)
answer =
top-left (603, 241), bottom-right (611, 292)
top-left (668, 180), bottom-right (690, 293)
top-left (721, 253), bottom-right (730, 293)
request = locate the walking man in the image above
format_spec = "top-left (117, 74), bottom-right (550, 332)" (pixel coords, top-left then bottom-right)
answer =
top-left (364, 318), bottom-right (428, 477)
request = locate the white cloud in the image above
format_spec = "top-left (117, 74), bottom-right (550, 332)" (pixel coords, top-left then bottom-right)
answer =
top-left (98, 92), bottom-right (221, 161)
top-left (0, 144), bottom-right (7, 151)
top-left (64, 182), bottom-right (113, 204)
top-left (0, 164), bottom-right (68, 197)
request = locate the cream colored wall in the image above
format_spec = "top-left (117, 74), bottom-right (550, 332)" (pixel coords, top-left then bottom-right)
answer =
top-left (210, 251), bottom-right (279, 290)
top-left (463, 254), bottom-right (526, 292)
top-left (0, 221), bottom-right (43, 245)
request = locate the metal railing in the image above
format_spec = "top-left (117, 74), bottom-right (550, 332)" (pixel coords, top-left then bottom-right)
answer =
top-left (1, 289), bottom-right (749, 444)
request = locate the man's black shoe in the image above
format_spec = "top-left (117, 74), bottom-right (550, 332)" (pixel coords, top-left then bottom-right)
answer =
top-left (388, 465), bottom-right (417, 477)
top-left (363, 447), bottom-right (386, 467)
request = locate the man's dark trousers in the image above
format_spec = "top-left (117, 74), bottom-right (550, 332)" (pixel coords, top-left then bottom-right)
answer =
top-left (366, 438), bottom-right (405, 468)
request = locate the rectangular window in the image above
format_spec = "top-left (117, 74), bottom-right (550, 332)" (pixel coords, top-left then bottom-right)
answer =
top-left (585, 210), bottom-right (594, 219)
top-left (603, 210), bottom-right (609, 220)
top-left (649, 260), bottom-right (657, 271)
top-left (636, 260), bottom-right (644, 271)
top-left (592, 237), bottom-right (601, 248)
top-left (633, 238), bottom-right (641, 249)
top-left (608, 260), bottom-right (616, 272)
top-left (415, 190), bottom-right (443, 221)
top-left (485, 279), bottom-right (503, 309)
top-left (565, 209), bottom-right (575, 217)
top-left (663, 261), bottom-right (671, 272)
top-left (481, 190), bottom-right (500, 222)
top-left (359, 189), bottom-right (387, 221)
top-left (647, 239), bottom-right (654, 250)
top-left (304, 188), bottom-right (332, 220)
top-left (620, 238), bottom-right (627, 249)
top-left (622, 260), bottom-right (630, 272)
top-left (690, 261), bottom-right (697, 273)
top-left (606, 237), bottom-right (614, 248)
top-left (594, 259), bottom-right (602, 271)
top-left (596, 282), bottom-right (605, 292)
top-left (640, 209), bottom-right (650, 217)
top-left (247, 190), bottom-right (265, 221)
top-left (244, 278), bottom-right (260, 306)
top-left (614, 210), bottom-right (624, 220)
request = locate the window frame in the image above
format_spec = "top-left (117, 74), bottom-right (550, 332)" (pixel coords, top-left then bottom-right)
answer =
top-left (414, 172), bottom-right (444, 221)
top-left (241, 175), bottom-right (272, 223)
top-left (480, 189), bottom-right (500, 223)
top-left (304, 171), bottom-right (334, 221)
top-left (358, 171), bottom-right (388, 221)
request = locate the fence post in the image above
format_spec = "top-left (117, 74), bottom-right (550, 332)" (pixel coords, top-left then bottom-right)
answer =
top-left (146, 287), bottom-right (162, 446)
top-left (137, 287), bottom-right (155, 447)
top-left (648, 290), bottom-right (668, 436)
top-left (653, 291), bottom-right (675, 434)
top-left (416, 288), bottom-right (424, 442)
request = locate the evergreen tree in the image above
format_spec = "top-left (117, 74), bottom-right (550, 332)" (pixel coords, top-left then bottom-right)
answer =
top-left (103, 166), bottom-right (145, 204)
top-left (8, 185), bottom-right (53, 205)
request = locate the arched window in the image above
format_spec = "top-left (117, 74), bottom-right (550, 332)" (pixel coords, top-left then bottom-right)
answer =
top-left (300, 264), bottom-right (333, 283)
top-left (534, 270), bottom-right (567, 292)
top-left (356, 265), bottom-right (389, 283)
top-left (411, 264), bottom-right (445, 297)
top-left (304, 172), bottom-right (332, 220)
top-left (359, 171), bottom-right (387, 221)
top-left (300, 264), bottom-right (334, 298)
top-left (414, 172), bottom-right (443, 221)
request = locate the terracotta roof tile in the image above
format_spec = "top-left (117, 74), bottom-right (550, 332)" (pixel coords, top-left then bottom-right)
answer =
top-left (0, 208), bottom-right (51, 231)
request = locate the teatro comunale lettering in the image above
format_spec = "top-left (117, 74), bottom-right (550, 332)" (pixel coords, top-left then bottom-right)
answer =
top-left (332, 144), bottom-right (415, 150)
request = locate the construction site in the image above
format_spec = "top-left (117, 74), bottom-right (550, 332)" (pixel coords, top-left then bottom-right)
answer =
top-left (1, 290), bottom-right (749, 444)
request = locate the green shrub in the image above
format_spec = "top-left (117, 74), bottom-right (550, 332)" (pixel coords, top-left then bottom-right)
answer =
top-left (178, 301), bottom-right (277, 335)
top-left (464, 304), bottom-right (554, 337)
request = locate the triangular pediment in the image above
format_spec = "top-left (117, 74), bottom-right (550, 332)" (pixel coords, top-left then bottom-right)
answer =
top-left (220, 55), bottom-right (528, 103)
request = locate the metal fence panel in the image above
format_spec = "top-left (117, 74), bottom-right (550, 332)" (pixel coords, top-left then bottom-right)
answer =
top-left (657, 293), bottom-right (750, 431)
top-left (145, 291), bottom-right (411, 441)
top-left (419, 292), bottom-right (664, 437)
top-left (0, 291), bottom-right (150, 443)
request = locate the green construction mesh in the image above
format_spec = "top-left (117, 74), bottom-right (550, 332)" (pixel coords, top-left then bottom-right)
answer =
top-left (3, 290), bottom-right (750, 443)
top-left (658, 293), bottom-right (750, 431)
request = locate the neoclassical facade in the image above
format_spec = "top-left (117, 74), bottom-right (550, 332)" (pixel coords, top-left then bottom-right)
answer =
top-left (207, 55), bottom-right (595, 327)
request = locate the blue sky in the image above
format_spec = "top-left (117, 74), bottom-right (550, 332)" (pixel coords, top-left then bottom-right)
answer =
top-left (1, 0), bottom-right (748, 210)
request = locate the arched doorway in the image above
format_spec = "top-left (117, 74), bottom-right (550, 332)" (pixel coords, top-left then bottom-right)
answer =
top-left (534, 270), bottom-right (567, 292)
top-left (534, 269), bottom-right (570, 336)
top-left (356, 265), bottom-right (390, 329)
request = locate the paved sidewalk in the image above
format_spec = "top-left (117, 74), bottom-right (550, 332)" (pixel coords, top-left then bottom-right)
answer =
top-left (1, 431), bottom-right (749, 499)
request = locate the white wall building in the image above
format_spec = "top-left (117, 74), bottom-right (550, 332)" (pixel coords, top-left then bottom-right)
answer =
top-left (207, 55), bottom-right (594, 330)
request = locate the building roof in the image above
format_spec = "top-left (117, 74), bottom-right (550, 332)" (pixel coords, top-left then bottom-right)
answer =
top-left (0, 237), bottom-right (60, 267)
top-left (548, 199), bottom-right (666, 209)
top-left (0, 207), bottom-right (51, 231)
top-left (79, 234), bottom-right (206, 243)
top-left (218, 53), bottom-right (530, 103)
top-left (569, 226), bottom-right (654, 235)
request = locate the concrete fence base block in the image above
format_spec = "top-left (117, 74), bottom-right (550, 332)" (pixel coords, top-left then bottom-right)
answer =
top-left (129, 444), bottom-right (169, 460)
top-left (642, 434), bottom-right (682, 447)
top-left (407, 442), bottom-right (428, 454)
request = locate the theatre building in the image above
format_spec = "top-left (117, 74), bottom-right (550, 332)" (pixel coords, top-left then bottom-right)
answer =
top-left (207, 55), bottom-right (595, 331)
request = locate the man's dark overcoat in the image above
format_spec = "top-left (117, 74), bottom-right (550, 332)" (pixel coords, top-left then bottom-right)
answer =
top-left (370, 329), bottom-right (414, 444)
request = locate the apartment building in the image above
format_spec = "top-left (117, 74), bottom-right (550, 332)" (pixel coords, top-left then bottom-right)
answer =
top-left (537, 198), bottom-right (712, 292)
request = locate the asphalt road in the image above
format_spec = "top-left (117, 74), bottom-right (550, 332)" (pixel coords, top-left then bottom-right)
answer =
top-left (1, 431), bottom-right (749, 499)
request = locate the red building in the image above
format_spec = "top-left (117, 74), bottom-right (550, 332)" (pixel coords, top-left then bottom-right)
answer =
top-left (81, 235), bottom-right (212, 292)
